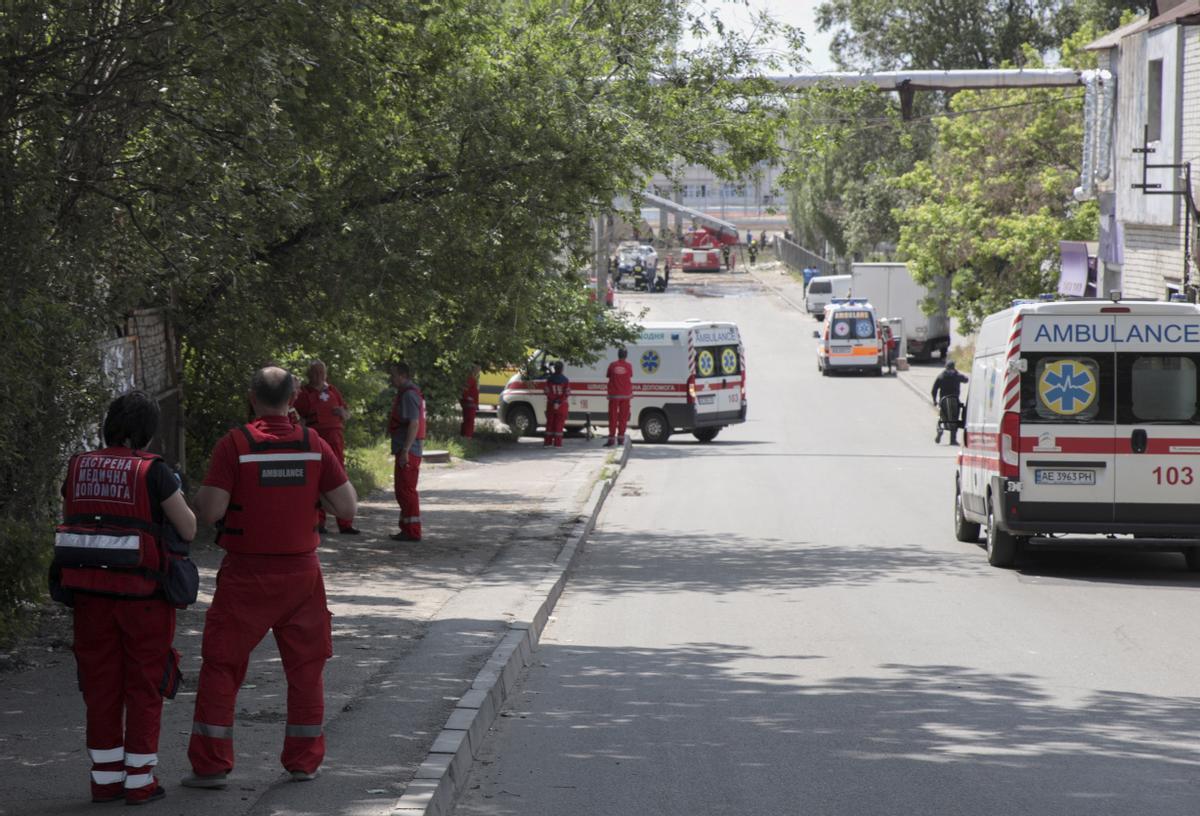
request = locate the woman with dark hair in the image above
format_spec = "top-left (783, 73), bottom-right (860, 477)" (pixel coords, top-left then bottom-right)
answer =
top-left (52, 390), bottom-right (196, 806)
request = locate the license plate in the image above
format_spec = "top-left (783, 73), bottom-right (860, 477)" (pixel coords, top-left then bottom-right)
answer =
top-left (1034, 469), bottom-right (1096, 486)
top-left (831, 346), bottom-right (850, 353)
top-left (698, 394), bottom-right (716, 405)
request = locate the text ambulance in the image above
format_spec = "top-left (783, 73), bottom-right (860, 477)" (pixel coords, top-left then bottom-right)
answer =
top-left (498, 321), bottom-right (747, 443)
top-left (955, 299), bottom-right (1200, 568)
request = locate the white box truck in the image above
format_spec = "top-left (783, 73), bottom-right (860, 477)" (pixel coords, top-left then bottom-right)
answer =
top-left (850, 262), bottom-right (950, 360)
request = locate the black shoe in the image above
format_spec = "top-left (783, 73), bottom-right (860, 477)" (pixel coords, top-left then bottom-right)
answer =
top-left (602, 439), bottom-right (615, 447)
top-left (126, 786), bottom-right (166, 806)
top-left (338, 527), bottom-right (361, 535)
top-left (389, 532), bottom-right (420, 542)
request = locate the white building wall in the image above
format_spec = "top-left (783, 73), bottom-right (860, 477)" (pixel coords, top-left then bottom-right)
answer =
top-left (1111, 26), bottom-right (1200, 298)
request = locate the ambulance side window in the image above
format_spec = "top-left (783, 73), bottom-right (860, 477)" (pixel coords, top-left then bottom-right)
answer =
top-left (1019, 352), bottom-right (1113, 424)
top-left (1117, 353), bottom-right (1200, 423)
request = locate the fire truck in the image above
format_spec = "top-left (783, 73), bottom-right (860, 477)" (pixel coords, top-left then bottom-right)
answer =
top-left (680, 226), bottom-right (737, 273)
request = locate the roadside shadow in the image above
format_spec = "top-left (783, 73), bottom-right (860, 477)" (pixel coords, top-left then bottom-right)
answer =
top-left (459, 642), bottom-right (1200, 816)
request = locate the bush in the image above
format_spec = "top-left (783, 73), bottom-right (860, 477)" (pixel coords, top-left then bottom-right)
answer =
top-left (0, 518), bottom-right (54, 646)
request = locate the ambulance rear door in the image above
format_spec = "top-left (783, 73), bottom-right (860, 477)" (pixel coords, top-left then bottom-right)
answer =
top-left (1112, 313), bottom-right (1200, 527)
top-left (1017, 313), bottom-right (1117, 525)
top-left (692, 324), bottom-right (743, 421)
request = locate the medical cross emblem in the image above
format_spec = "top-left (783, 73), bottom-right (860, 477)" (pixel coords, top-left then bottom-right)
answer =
top-left (1038, 359), bottom-right (1097, 416)
top-left (641, 350), bottom-right (660, 374)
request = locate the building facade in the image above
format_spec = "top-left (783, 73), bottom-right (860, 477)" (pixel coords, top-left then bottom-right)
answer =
top-left (1088, 5), bottom-right (1200, 300)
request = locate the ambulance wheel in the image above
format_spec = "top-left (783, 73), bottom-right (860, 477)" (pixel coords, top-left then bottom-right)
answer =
top-left (985, 497), bottom-right (1017, 568)
top-left (1184, 548), bottom-right (1200, 571)
top-left (507, 404), bottom-right (537, 438)
top-left (954, 480), bottom-right (980, 543)
top-left (639, 409), bottom-right (671, 443)
top-left (693, 427), bottom-right (720, 443)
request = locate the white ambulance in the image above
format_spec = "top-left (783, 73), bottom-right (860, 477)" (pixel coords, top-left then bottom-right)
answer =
top-left (955, 298), bottom-right (1200, 568)
top-left (497, 321), bottom-right (747, 443)
top-left (814, 298), bottom-right (884, 376)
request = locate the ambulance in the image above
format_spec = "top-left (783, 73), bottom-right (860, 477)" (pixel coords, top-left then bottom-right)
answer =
top-left (497, 321), bottom-right (747, 443)
top-left (814, 298), bottom-right (884, 376)
top-left (955, 298), bottom-right (1200, 568)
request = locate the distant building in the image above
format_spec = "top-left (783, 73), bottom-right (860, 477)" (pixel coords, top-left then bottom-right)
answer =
top-left (646, 161), bottom-right (786, 219)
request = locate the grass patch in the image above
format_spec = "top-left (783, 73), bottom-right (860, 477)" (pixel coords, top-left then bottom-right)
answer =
top-left (345, 417), bottom-right (517, 497)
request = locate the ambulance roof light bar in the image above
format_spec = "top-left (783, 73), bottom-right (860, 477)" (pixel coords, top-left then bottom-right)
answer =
top-left (830, 297), bottom-right (869, 304)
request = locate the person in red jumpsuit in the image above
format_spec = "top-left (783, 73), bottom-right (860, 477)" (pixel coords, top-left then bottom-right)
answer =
top-left (294, 360), bottom-right (358, 534)
top-left (460, 364), bottom-right (481, 438)
top-left (605, 347), bottom-right (634, 447)
top-left (53, 390), bottom-right (197, 805)
top-left (184, 366), bottom-right (357, 789)
top-left (388, 361), bottom-right (426, 542)
top-left (542, 361), bottom-right (570, 447)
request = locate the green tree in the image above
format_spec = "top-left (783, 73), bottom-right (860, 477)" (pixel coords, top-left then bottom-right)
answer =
top-left (0, 0), bottom-right (797, 629)
top-left (894, 45), bottom-right (1100, 331)
top-left (816, 0), bottom-right (1145, 70)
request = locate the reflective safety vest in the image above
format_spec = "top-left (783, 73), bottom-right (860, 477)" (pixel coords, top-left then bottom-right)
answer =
top-left (399, 383), bottom-right (427, 440)
top-left (220, 423), bottom-right (323, 555)
top-left (55, 448), bottom-right (163, 598)
top-left (544, 376), bottom-right (570, 408)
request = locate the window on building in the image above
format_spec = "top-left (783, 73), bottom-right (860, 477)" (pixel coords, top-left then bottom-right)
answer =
top-left (1148, 58), bottom-right (1164, 142)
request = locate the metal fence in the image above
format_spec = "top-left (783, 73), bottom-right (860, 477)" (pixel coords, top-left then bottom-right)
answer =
top-left (773, 236), bottom-right (834, 277)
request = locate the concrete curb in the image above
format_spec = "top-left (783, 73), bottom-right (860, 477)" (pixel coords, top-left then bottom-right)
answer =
top-left (392, 436), bottom-right (633, 816)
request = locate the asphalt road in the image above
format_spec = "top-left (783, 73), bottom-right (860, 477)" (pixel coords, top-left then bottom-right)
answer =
top-left (454, 268), bottom-right (1200, 815)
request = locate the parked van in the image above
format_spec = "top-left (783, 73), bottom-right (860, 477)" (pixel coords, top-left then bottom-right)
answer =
top-left (815, 298), bottom-right (884, 376)
top-left (498, 321), bottom-right (747, 443)
top-left (955, 298), bottom-right (1200, 568)
top-left (805, 274), bottom-right (851, 318)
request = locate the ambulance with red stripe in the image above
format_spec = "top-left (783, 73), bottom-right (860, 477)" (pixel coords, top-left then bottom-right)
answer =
top-left (498, 321), bottom-right (747, 443)
top-left (955, 298), bottom-right (1200, 569)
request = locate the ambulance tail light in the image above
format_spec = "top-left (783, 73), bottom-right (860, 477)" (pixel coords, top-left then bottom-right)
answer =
top-left (1000, 410), bottom-right (1020, 480)
top-left (687, 375), bottom-right (696, 405)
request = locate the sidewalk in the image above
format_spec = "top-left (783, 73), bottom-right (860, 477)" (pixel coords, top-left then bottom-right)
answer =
top-left (0, 437), bottom-right (612, 816)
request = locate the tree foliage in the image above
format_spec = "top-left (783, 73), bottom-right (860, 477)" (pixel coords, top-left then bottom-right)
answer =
top-left (816, 0), bottom-right (1146, 70)
top-left (894, 44), bottom-right (1100, 331)
top-left (1, 0), bottom-right (798, 529)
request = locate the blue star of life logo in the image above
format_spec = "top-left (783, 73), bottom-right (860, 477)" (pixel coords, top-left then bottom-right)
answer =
top-left (1038, 359), bottom-right (1097, 416)
top-left (641, 350), bottom-right (660, 374)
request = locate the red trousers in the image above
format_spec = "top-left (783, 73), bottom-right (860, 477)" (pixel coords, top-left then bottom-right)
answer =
top-left (460, 402), bottom-right (477, 438)
top-left (188, 554), bottom-right (332, 776)
top-left (73, 594), bottom-right (176, 803)
top-left (394, 452), bottom-right (422, 539)
top-left (607, 397), bottom-right (631, 441)
top-left (544, 403), bottom-right (566, 447)
top-left (312, 427), bottom-right (353, 531)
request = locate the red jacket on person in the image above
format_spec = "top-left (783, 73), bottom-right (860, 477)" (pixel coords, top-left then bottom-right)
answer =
top-left (606, 360), bottom-right (634, 398)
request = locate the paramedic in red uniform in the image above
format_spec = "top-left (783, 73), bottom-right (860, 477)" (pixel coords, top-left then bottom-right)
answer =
top-left (605, 348), bottom-right (634, 447)
top-left (542, 361), bottom-right (570, 447)
top-left (460, 364), bottom-right (481, 438)
top-left (184, 366), bottom-right (356, 789)
top-left (388, 361), bottom-right (425, 542)
top-left (54, 391), bottom-right (197, 805)
top-left (293, 359), bottom-right (358, 534)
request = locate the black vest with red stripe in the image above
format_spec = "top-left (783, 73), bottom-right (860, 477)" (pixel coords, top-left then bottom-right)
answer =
top-left (220, 422), bottom-right (323, 554)
top-left (55, 448), bottom-right (163, 598)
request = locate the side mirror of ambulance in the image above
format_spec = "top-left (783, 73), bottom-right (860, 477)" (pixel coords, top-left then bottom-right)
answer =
top-left (811, 330), bottom-right (820, 339)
